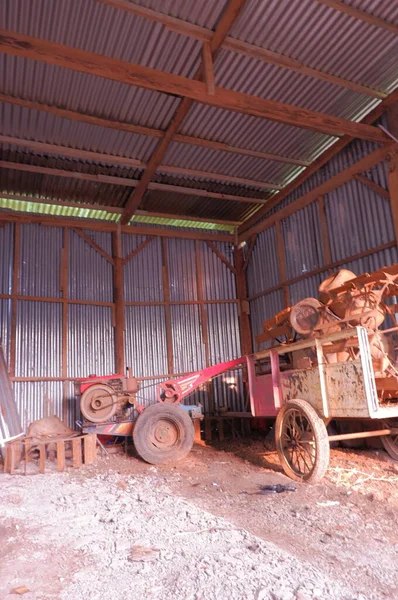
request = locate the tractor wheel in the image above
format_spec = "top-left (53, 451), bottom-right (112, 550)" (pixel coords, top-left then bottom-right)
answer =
top-left (275, 399), bottom-right (330, 483)
top-left (380, 418), bottom-right (398, 460)
top-left (80, 384), bottom-right (118, 423)
top-left (133, 403), bottom-right (194, 465)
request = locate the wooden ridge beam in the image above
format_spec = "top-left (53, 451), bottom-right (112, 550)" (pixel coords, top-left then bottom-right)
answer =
top-left (0, 160), bottom-right (269, 205)
top-left (0, 210), bottom-right (234, 241)
top-left (240, 143), bottom-right (397, 241)
top-left (98, 0), bottom-right (387, 99)
top-left (120, 0), bottom-right (248, 224)
top-left (0, 135), bottom-right (280, 190)
top-left (239, 88), bottom-right (398, 238)
top-left (0, 94), bottom-right (310, 167)
top-left (0, 31), bottom-right (388, 145)
top-left (315, 0), bottom-right (398, 36)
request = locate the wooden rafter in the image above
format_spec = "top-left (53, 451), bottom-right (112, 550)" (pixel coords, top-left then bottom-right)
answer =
top-left (202, 42), bottom-right (215, 95)
top-left (315, 0), bottom-right (398, 36)
top-left (120, 0), bottom-right (248, 224)
top-left (0, 31), bottom-right (388, 145)
top-left (239, 88), bottom-right (398, 238)
top-left (0, 135), bottom-right (281, 190)
top-left (205, 240), bottom-right (237, 275)
top-left (0, 94), bottom-right (310, 167)
top-left (98, 0), bottom-right (387, 99)
top-left (0, 160), bottom-right (270, 205)
top-left (240, 143), bottom-right (397, 241)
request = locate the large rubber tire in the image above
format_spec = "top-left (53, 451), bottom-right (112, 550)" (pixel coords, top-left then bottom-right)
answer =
top-left (133, 403), bottom-right (194, 465)
top-left (80, 384), bottom-right (118, 423)
top-left (380, 418), bottom-right (398, 460)
top-left (275, 399), bottom-right (330, 483)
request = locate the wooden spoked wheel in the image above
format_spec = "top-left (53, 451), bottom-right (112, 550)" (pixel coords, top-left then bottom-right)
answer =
top-left (275, 399), bottom-right (330, 482)
top-left (381, 418), bottom-right (398, 461)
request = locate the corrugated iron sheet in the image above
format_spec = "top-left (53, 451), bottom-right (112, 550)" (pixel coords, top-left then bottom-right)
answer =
top-left (67, 304), bottom-right (115, 377)
top-left (171, 304), bottom-right (206, 373)
top-left (250, 291), bottom-right (285, 349)
top-left (15, 300), bottom-right (62, 377)
top-left (200, 241), bottom-right (236, 301)
top-left (166, 238), bottom-right (198, 302)
top-left (69, 229), bottom-right (113, 303)
top-left (19, 223), bottom-right (63, 298)
top-left (0, 299), bottom-right (11, 364)
top-left (0, 222), bottom-right (13, 295)
top-left (122, 234), bottom-right (164, 303)
top-left (124, 305), bottom-right (168, 378)
top-left (288, 272), bottom-right (326, 306)
top-left (13, 381), bottom-right (65, 431)
top-left (282, 202), bottom-right (324, 279)
top-left (247, 226), bottom-right (280, 297)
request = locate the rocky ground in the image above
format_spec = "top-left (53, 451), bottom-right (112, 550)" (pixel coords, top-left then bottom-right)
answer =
top-left (1, 438), bottom-right (398, 600)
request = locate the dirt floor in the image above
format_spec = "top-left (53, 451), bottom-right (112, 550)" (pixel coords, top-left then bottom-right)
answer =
top-left (1, 437), bottom-right (398, 600)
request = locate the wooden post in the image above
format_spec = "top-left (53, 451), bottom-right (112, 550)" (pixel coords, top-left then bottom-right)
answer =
top-left (275, 220), bottom-right (289, 307)
top-left (9, 222), bottom-right (20, 377)
top-left (388, 152), bottom-right (398, 243)
top-left (161, 238), bottom-right (174, 376)
top-left (61, 228), bottom-right (69, 422)
top-left (234, 245), bottom-right (252, 356)
top-left (112, 225), bottom-right (125, 374)
top-left (318, 195), bottom-right (332, 269)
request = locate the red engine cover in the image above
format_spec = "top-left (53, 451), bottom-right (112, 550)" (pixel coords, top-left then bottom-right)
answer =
top-left (76, 374), bottom-right (125, 394)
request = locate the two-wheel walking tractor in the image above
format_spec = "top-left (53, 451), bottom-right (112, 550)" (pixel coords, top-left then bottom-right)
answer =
top-left (76, 265), bottom-right (398, 482)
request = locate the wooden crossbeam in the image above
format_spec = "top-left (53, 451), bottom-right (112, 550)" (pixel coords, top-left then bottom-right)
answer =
top-left (98, 0), bottom-right (387, 99)
top-left (0, 135), bottom-right (279, 190)
top-left (0, 94), bottom-right (310, 167)
top-left (0, 31), bottom-right (388, 145)
top-left (205, 240), bottom-right (237, 275)
top-left (202, 42), bottom-right (215, 95)
top-left (354, 174), bottom-right (390, 199)
top-left (72, 228), bottom-right (114, 264)
top-left (315, 0), bottom-right (398, 36)
top-left (121, 0), bottom-right (248, 224)
top-left (122, 236), bottom-right (154, 265)
top-left (0, 160), bottom-right (269, 205)
top-left (239, 88), bottom-right (398, 238)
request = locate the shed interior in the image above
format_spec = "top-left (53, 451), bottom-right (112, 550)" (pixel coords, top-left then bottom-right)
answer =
top-left (0, 0), bottom-right (397, 428)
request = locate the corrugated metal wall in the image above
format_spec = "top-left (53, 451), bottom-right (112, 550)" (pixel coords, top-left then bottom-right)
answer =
top-left (0, 223), bottom-right (243, 428)
top-left (248, 127), bottom-right (397, 347)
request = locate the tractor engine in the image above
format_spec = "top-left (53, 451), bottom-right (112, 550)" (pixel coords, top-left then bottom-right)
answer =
top-left (75, 372), bottom-right (139, 423)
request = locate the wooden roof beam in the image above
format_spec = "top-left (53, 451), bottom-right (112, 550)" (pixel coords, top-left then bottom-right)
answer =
top-left (0, 94), bottom-right (310, 167)
top-left (98, 0), bottom-right (388, 99)
top-left (315, 0), bottom-right (398, 36)
top-left (0, 135), bottom-right (280, 190)
top-left (0, 31), bottom-right (388, 145)
top-left (120, 0), bottom-right (248, 224)
top-left (0, 160), bottom-right (270, 205)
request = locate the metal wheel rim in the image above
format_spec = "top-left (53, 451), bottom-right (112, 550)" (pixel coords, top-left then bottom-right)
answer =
top-left (281, 408), bottom-right (316, 477)
top-left (148, 417), bottom-right (180, 451)
top-left (383, 419), bottom-right (398, 448)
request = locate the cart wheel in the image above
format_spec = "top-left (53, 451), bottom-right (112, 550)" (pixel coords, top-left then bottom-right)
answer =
top-left (133, 403), bottom-right (194, 465)
top-left (80, 384), bottom-right (118, 423)
top-left (380, 419), bottom-right (398, 460)
top-left (275, 399), bottom-right (330, 482)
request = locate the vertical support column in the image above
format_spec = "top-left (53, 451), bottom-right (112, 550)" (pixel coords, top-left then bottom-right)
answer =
top-left (275, 219), bottom-right (289, 307)
top-left (112, 225), bottom-right (125, 375)
top-left (195, 240), bottom-right (213, 419)
top-left (161, 238), bottom-right (174, 377)
top-left (388, 152), bottom-right (398, 244)
top-left (61, 228), bottom-right (70, 423)
top-left (233, 245), bottom-right (252, 356)
top-left (9, 222), bottom-right (20, 377)
top-left (318, 195), bottom-right (332, 269)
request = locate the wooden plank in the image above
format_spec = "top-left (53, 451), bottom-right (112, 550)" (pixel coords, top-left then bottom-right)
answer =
top-left (72, 437), bottom-right (82, 468)
top-left (388, 153), bottom-right (398, 243)
top-left (0, 94), bottom-right (309, 168)
top-left (0, 32), bottom-right (387, 142)
top-left (242, 234), bottom-right (257, 273)
top-left (316, 0), bottom-right (398, 35)
top-left (240, 143), bottom-right (396, 241)
top-left (354, 174), bottom-right (390, 199)
top-left (0, 209), bottom-right (235, 242)
top-left (193, 419), bottom-right (201, 443)
top-left (122, 236), bottom-right (154, 265)
top-left (83, 434), bottom-right (97, 464)
top-left (234, 246), bottom-right (252, 355)
top-left (98, 1), bottom-right (386, 99)
top-left (318, 195), bottom-right (332, 267)
top-left (9, 222), bottom-right (20, 378)
top-left (73, 228), bottom-right (114, 264)
top-left (205, 240), bottom-right (237, 274)
top-left (275, 220), bottom-right (289, 307)
top-left (0, 136), bottom-right (281, 191)
top-left (112, 226), bottom-right (125, 374)
top-left (202, 42), bottom-right (215, 95)
top-left (56, 441), bottom-right (66, 472)
top-left (239, 88), bottom-right (398, 238)
top-left (161, 238), bottom-right (174, 376)
top-left (39, 444), bottom-right (46, 474)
